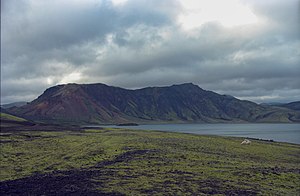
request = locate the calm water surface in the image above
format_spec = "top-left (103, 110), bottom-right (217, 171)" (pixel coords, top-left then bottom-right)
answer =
top-left (99, 123), bottom-right (300, 144)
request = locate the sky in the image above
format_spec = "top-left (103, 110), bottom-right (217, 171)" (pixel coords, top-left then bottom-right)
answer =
top-left (1, 0), bottom-right (300, 104)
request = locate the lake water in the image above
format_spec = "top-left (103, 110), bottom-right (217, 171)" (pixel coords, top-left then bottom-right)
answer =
top-left (98, 123), bottom-right (300, 144)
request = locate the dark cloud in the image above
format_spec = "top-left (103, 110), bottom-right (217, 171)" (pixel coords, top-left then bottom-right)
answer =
top-left (1, 0), bottom-right (299, 104)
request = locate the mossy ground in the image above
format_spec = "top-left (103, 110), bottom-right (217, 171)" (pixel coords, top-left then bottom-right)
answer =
top-left (1, 128), bottom-right (299, 195)
top-left (0, 113), bottom-right (27, 122)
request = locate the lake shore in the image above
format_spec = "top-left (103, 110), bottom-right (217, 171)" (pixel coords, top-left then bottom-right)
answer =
top-left (86, 123), bottom-right (300, 144)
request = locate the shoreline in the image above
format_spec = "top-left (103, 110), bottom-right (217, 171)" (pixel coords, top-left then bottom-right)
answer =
top-left (83, 123), bottom-right (300, 145)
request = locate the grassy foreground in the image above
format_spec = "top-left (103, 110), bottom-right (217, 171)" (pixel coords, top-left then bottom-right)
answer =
top-left (0, 128), bottom-right (299, 195)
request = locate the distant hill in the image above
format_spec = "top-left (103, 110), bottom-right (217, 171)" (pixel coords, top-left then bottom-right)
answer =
top-left (1, 102), bottom-right (27, 109)
top-left (260, 102), bottom-right (285, 106)
top-left (0, 106), bottom-right (7, 113)
top-left (0, 110), bottom-right (83, 132)
top-left (260, 101), bottom-right (300, 111)
top-left (280, 101), bottom-right (300, 111)
top-left (7, 83), bottom-right (300, 124)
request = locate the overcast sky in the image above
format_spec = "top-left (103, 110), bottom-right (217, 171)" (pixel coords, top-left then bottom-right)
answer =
top-left (1, 0), bottom-right (300, 104)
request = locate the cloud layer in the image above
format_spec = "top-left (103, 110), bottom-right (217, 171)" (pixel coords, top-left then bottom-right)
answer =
top-left (1, 0), bottom-right (300, 104)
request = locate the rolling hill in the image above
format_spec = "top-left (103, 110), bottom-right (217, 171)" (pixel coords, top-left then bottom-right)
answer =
top-left (7, 83), bottom-right (300, 124)
top-left (1, 102), bottom-right (27, 109)
top-left (280, 101), bottom-right (300, 111)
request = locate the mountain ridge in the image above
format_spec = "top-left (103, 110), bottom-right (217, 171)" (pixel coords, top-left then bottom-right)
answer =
top-left (1, 101), bottom-right (28, 109)
top-left (8, 83), bottom-right (300, 124)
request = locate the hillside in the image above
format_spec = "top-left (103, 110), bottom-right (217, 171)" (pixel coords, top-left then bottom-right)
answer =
top-left (1, 102), bottom-right (27, 109)
top-left (8, 83), bottom-right (300, 124)
top-left (0, 112), bottom-right (27, 122)
top-left (281, 101), bottom-right (300, 111)
top-left (0, 111), bottom-right (37, 130)
top-left (260, 101), bottom-right (300, 111)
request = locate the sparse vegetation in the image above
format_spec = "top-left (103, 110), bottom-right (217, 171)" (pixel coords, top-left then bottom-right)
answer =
top-left (1, 128), bottom-right (299, 195)
top-left (0, 113), bottom-right (27, 122)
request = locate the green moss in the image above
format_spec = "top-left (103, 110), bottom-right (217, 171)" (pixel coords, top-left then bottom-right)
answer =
top-left (0, 112), bottom-right (27, 122)
top-left (1, 128), bottom-right (299, 195)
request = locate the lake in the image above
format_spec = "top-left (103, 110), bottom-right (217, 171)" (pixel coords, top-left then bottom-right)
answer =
top-left (98, 123), bottom-right (300, 144)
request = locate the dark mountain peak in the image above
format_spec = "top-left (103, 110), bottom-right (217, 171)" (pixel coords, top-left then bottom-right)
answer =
top-left (173, 82), bottom-right (195, 86)
top-left (37, 85), bottom-right (62, 100)
top-left (137, 83), bottom-right (203, 95)
top-left (82, 83), bottom-right (109, 88)
top-left (38, 83), bottom-right (82, 99)
top-left (8, 83), bottom-right (300, 124)
top-left (170, 83), bottom-right (203, 90)
top-left (171, 83), bottom-right (198, 88)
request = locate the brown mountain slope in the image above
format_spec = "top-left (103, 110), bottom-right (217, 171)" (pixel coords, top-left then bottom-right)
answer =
top-left (8, 83), bottom-right (300, 124)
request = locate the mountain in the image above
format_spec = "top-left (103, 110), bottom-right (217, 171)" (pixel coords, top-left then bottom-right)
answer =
top-left (280, 101), bottom-right (300, 111)
top-left (1, 102), bottom-right (28, 109)
top-left (260, 102), bottom-right (284, 106)
top-left (261, 101), bottom-right (300, 111)
top-left (7, 83), bottom-right (300, 124)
